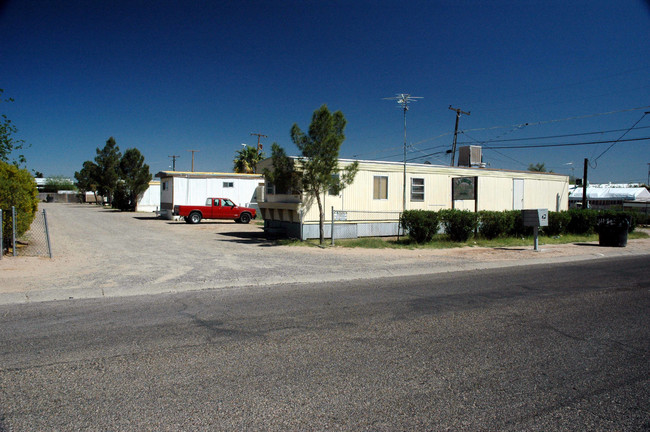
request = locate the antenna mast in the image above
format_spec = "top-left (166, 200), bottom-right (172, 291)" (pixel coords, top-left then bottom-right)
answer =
top-left (168, 155), bottom-right (180, 171)
top-left (383, 93), bottom-right (422, 211)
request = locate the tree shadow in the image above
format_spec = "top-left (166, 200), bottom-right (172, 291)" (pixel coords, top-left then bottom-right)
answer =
top-left (218, 231), bottom-right (279, 247)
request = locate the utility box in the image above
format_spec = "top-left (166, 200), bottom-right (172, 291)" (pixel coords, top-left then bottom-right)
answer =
top-left (522, 209), bottom-right (548, 227)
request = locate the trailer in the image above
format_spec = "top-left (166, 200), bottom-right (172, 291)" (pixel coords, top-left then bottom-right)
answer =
top-left (155, 171), bottom-right (264, 220)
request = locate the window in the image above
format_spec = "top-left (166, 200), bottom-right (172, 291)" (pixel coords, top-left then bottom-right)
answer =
top-left (266, 182), bottom-right (275, 195)
top-left (223, 182), bottom-right (234, 188)
top-left (411, 178), bottom-right (424, 201)
top-left (206, 198), bottom-right (213, 206)
top-left (162, 181), bottom-right (168, 191)
top-left (373, 176), bottom-right (388, 200)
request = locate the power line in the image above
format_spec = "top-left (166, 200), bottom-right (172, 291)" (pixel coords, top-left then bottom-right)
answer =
top-left (457, 125), bottom-right (650, 145)
top-left (592, 112), bottom-right (649, 163)
top-left (458, 105), bottom-right (650, 134)
top-left (483, 136), bottom-right (649, 150)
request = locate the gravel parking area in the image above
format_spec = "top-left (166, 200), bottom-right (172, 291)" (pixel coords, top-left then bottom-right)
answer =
top-left (1, 203), bottom-right (649, 304)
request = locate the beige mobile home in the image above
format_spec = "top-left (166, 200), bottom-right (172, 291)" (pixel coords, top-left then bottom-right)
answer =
top-left (155, 171), bottom-right (264, 219)
top-left (257, 158), bottom-right (569, 240)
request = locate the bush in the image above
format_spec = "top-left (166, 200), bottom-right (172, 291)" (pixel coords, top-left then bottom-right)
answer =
top-left (440, 209), bottom-right (478, 242)
top-left (0, 161), bottom-right (39, 249)
top-left (506, 210), bottom-right (533, 237)
top-left (477, 211), bottom-right (513, 239)
top-left (543, 211), bottom-right (571, 236)
top-left (597, 210), bottom-right (636, 233)
top-left (566, 209), bottom-right (598, 234)
top-left (400, 210), bottom-right (440, 243)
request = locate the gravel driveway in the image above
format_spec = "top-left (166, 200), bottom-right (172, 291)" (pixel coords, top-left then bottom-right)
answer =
top-left (1, 203), bottom-right (649, 304)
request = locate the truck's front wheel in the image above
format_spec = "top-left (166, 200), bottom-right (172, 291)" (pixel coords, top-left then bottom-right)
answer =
top-left (188, 212), bottom-right (202, 224)
top-left (239, 213), bottom-right (251, 224)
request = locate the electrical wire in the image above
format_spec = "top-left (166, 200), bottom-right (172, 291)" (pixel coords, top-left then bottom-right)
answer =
top-left (592, 112), bottom-right (649, 164)
top-left (483, 136), bottom-right (649, 149)
top-left (457, 125), bottom-right (650, 145)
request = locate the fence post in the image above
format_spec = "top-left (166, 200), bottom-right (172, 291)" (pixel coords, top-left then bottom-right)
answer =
top-left (0, 209), bottom-right (3, 260)
top-left (43, 209), bottom-right (53, 258)
top-left (12, 206), bottom-right (17, 257)
top-left (331, 206), bottom-right (335, 246)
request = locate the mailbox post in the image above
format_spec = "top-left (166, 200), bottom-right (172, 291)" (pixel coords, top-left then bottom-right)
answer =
top-left (522, 209), bottom-right (548, 252)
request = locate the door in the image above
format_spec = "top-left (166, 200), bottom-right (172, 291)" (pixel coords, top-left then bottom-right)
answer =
top-left (513, 179), bottom-right (524, 210)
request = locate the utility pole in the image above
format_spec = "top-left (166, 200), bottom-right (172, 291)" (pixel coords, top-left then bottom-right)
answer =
top-left (449, 105), bottom-right (470, 166)
top-left (187, 149), bottom-right (199, 172)
top-left (168, 155), bottom-right (180, 171)
top-left (582, 158), bottom-right (588, 209)
top-left (250, 132), bottom-right (267, 153)
top-left (383, 93), bottom-right (422, 212)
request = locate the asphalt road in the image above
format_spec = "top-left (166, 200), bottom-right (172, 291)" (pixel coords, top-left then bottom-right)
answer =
top-left (1, 255), bottom-right (648, 431)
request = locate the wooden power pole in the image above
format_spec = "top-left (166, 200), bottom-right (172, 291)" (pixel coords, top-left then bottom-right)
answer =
top-left (250, 133), bottom-right (267, 153)
top-left (187, 149), bottom-right (199, 172)
top-left (449, 106), bottom-right (470, 166)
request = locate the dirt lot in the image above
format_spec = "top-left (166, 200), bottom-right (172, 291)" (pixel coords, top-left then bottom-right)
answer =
top-left (1, 203), bottom-right (649, 304)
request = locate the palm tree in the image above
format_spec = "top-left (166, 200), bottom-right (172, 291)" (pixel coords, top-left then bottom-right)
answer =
top-left (233, 145), bottom-right (264, 173)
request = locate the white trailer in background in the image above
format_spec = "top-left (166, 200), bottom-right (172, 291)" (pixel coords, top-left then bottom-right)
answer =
top-left (155, 171), bottom-right (264, 220)
top-left (136, 181), bottom-right (161, 212)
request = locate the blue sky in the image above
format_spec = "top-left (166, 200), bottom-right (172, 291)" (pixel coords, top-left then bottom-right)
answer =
top-left (1, 0), bottom-right (649, 183)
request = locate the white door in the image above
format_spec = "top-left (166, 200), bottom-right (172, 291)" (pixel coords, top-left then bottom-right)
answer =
top-left (513, 179), bottom-right (524, 210)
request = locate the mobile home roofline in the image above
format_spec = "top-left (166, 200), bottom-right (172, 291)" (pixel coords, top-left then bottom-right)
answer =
top-left (260, 157), bottom-right (568, 179)
top-left (155, 171), bottom-right (264, 179)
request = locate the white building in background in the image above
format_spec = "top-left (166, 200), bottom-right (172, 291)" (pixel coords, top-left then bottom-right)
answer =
top-left (155, 171), bottom-right (265, 219)
top-left (136, 180), bottom-right (161, 212)
top-left (569, 183), bottom-right (650, 210)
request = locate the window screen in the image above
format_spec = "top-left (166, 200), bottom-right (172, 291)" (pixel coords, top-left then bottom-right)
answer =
top-left (411, 178), bottom-right (424, 201)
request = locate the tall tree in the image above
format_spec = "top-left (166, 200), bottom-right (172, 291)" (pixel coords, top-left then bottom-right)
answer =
top-left (528, 162), bottom-right (547, 172)
top-left (233, 145), bottom-right (265, 174)
top-left (74, 161), bottom-right (100, 204)
top-left (290, 105), bottom-right (359, 245)
top-left (0, 89), bottom-right (29, 166)
top-left (263, 143), bottom-right (302, 194)
top-left (115, 148), bottom-right (152, 211)
top-left (94, 137), bottom-right (121, 205)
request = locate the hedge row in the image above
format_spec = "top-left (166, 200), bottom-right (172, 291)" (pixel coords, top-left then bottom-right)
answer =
top-left (400, 209), bottom-right (640, 243)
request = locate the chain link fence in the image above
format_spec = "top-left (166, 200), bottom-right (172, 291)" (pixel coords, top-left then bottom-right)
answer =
top-left (330, 209), bottom-right (403, 245)
top-left (1, 207), bottom-right (52, 259)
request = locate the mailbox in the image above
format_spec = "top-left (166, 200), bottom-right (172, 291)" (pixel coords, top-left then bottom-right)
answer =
top-left (522, 209), bottom-right (548, 227)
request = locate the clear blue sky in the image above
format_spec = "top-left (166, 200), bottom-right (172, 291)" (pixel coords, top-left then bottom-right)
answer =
top-left (2, 0), bottom-right (649, 183)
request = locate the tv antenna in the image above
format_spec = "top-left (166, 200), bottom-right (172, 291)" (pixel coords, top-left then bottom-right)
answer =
top-left (383, 93), bottom-right (422, 211)
top-left (168, 155), bottom-right (180, 171)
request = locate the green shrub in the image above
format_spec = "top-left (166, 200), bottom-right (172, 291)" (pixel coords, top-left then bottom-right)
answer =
top-left (506, 210), bottom-right (533, 237)
top-left (544, 211), bottom-right (571, 236)
top-left (597, 210), bottom-right (636, 233)
top-left (566, 209), bottom-right (598, 234)
top-left (400, 210), bottom-right (440, 243)
top-left (440, 209), bottom-right (478, 242)
top-left (0, 161), bottom-right (39, 249)
top-left (477, 211), bottom-right (513, 239)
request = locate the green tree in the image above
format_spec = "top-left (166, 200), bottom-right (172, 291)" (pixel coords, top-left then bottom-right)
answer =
top-left (263, 143), bottom-right (302, 194)
top-left (0, 161), bottom-right (38, 251)
top-left (114, 148), bottom-right (152, 211)
top-left (43, 175), bottom-right (75, 193)
top-left (94, 137), bottom-right (122, 205)
top-left (290, 105), bottom-right (359, 245)
top-left (528, 162), bottom-right (553, 172)
top-left (74, 161), bottom-right (100, 203)
top-left (0, 89), bottom-right (29, 166)
top-left (233, 145), bottom-right (265, 173)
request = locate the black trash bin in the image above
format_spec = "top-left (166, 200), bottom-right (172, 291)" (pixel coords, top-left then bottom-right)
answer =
top-left (597, 214), bottom-right (630, 247)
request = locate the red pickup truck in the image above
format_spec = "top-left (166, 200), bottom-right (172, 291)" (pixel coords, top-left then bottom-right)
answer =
top-left (173, 198), bottom-right (256, 224)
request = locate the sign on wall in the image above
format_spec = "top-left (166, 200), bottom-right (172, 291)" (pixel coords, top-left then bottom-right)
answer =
top-left (452, 177), bottom-right (477, 200)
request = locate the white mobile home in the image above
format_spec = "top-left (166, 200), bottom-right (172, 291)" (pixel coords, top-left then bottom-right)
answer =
top-left (136, 181), bottom-right (161, 212)
top-left (155, 171), bottom-right (265, 219)
top-left (257, 158), bottom-right (570, 240)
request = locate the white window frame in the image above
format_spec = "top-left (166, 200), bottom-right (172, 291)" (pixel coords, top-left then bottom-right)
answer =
top-left (411, 178), bottom-right (425, 201)
top-left (373, 176), bottom-right (388, 200)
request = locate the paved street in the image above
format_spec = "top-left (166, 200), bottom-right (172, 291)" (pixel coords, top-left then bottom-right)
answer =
top-left (1, 256), bottom-right (648, 431)
top-left (1, 203), bottom-right (649, 304)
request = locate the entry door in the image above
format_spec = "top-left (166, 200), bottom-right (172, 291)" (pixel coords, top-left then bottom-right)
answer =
top-left (513, 179), bottom-right (524, 210)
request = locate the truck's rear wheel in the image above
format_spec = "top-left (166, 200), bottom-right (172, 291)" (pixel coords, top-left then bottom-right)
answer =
top-left (239, 213), bottom-right (251, 224)
top-left (188, 212), bottom-right (202, 224)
